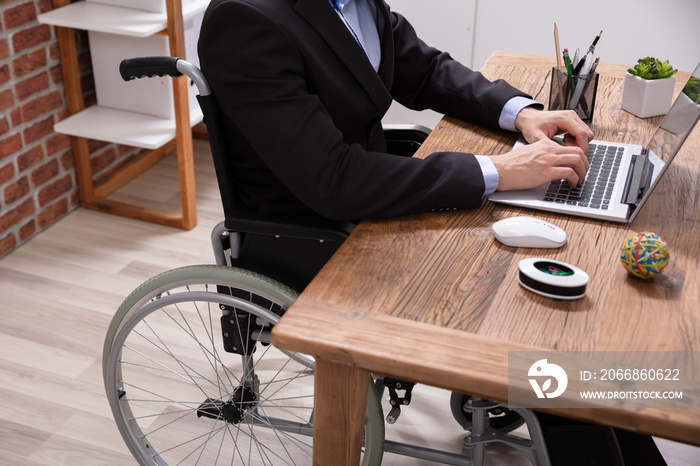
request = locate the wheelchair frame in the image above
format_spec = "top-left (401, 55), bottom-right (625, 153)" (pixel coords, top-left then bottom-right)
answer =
top-left (103, 56), bottom-right (552, 466)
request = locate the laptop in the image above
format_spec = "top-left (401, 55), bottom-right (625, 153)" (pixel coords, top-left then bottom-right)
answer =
top-left (488, 62), bottom-right (700, 223)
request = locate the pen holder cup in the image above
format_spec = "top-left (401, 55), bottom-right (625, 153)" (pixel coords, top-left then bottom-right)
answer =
top-left (548, 67), bottom-right (599, 123)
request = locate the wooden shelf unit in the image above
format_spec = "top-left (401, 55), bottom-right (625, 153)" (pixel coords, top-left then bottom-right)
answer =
top-left (40, 0), bottom-right (209, 229)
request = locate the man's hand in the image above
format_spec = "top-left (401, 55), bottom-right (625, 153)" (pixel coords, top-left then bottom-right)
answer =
top-left (515, 107), bottom-right (594, 154)
top-left (489, 107), bottom-right (594, 191)
top-left (491, 139), bottom-right (589, 191)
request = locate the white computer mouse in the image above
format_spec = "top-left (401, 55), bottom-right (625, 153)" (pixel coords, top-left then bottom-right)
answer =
top-left (491, 216), bottom-right (567, 248)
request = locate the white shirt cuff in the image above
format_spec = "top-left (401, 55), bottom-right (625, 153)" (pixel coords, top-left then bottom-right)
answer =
top-left (475, 155), bottom-right (499, 196)
top-left (499, 96), bottom-right (544, 132)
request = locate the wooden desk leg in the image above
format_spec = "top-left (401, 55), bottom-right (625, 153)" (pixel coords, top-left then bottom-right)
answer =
top-left (313, 357), bottom-right (370, 466)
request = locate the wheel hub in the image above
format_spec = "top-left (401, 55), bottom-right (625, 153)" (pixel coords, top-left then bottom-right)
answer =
top-left (196, 386), bottom-right (258, 424)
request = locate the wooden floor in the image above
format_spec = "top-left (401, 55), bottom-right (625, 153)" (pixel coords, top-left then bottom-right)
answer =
top-left (1, 139), bottom-right (699, 465)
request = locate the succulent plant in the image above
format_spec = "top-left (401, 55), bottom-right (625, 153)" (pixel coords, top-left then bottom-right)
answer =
top-left (628, 57), bottom-right (678, 80)
top-left (683, 77), bottom-right (700, 104)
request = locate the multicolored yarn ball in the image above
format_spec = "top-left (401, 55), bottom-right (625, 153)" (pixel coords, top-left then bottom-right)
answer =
top-left (620, 232), bottom-right (670, 279)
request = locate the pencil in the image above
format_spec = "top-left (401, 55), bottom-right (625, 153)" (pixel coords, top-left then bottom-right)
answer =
top-left (554, 23), bottom-right (563, 71)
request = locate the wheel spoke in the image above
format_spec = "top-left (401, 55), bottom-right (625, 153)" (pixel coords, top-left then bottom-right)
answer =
top-left (103, 266), bottom-right (384, 465)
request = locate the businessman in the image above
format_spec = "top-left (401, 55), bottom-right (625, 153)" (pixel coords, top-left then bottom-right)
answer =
top-left (198, 0), bottom-right (593, 221)
top-left (198, 3), bottom-right (667, 463)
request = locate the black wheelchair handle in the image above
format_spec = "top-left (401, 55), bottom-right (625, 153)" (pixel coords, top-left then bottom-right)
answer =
top-left (119, 56), bottom-right (182, 81)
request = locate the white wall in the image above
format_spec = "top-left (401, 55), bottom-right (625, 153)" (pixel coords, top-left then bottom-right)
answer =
top-left (383, 0), bottom-right (476, 128)
top-left (383, 0), bottom-right (700, 129)
top-left (473, 0), bottom-right (700, 73)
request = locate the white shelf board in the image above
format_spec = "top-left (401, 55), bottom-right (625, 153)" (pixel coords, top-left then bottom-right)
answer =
top-left (54, 105), bottom-right (203, 150)
top-left (38, 1), bottom-right (208, 38)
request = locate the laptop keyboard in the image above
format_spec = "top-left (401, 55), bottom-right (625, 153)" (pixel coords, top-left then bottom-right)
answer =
top-left (543, 143), bottom-right (624, 209)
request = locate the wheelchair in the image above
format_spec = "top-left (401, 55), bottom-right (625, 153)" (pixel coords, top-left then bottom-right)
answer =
top-left (103, 56), bottom-right (551, 466)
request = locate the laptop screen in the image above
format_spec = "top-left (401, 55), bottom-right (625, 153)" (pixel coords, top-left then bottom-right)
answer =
top-left (629, 63), bottom-right (700, 221)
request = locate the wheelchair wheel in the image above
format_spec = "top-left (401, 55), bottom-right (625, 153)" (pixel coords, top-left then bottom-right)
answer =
top-left (449, 392), bottom-right (525, 433)
top-left (103, 265), bottom-right (384, 465)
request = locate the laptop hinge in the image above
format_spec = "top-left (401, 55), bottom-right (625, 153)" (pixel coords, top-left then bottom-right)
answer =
top-left (622, 148), bottom-right (654, 206)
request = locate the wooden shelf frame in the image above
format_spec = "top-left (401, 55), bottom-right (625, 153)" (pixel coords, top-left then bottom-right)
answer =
top-left (51, 0), bottom-right (197, 229)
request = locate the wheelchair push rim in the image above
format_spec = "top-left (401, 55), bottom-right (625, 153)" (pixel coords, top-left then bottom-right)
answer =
top-left (103, 265), bottom-right (384, 466)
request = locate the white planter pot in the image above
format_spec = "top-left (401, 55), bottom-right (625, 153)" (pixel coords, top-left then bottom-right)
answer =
top-left (621, 73), bottom-right (675, 118)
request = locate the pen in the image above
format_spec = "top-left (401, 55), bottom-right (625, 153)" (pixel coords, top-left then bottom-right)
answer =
top-left (578, 57), bottom-right (599, 115)
top-left (574, 30), bottom-right (603, 75)
top-left (573, 54), bottom-right (585, 75)
top-left (589, 30), bottom-right (603, 53)
top-left (579, 52), bottom-right (596, 76)
top-left (570, 54), bottom-right (597, 110)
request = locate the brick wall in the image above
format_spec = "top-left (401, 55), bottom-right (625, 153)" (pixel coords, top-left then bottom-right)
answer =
top-left (0, 0), bottom-right (142, 258)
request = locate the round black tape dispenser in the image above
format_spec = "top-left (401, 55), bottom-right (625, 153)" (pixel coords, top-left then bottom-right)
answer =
top-left (518, 258), bottom-right (589, 300)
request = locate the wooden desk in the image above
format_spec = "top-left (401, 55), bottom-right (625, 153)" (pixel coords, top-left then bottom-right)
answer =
top-left (271, 52), bottom-right (700, 464)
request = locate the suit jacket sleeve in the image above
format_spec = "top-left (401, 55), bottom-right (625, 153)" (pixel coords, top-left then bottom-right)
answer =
top-left (386, 8), bottom-right (531, 128)
top-left (198, 0), bottom-right (526, 220)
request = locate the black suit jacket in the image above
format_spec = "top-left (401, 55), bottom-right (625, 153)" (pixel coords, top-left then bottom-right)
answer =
top-left (198, 0), bottom-right (531, 220)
